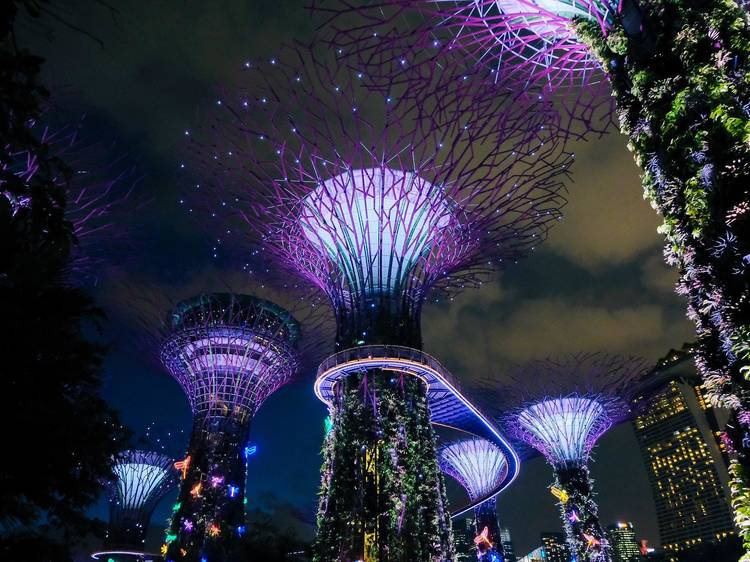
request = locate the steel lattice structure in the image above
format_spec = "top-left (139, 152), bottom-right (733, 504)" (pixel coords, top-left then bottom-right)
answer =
top-left (312, 0), bottom-right (615, 131)
top-left (156, 292), bottom-right (307, 560)
top-left (439, 438), bottom-right (508, 501)
top-left (188, 45), bottom-right (571, 348)
top-left (439, 438), bottom-right (507, 561)
top-left (184, 44), bottom-right (570, 561)
top-left (1, 122), bottom-right (136, 281)
top-left (160, 293), bottom-right (302, 420)
top-left (492, 352), bottom-right (648, 562)
top-left (102, 450), bottom-right (176, 553)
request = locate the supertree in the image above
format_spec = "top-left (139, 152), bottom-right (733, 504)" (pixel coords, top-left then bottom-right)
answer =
top-left (92, 450), bottom-right (177, 562)
top-left (150, 291), bottom-right (316, 561)
top-left (439, 438), bottom-right (507, 562)
top-left (182, 43), bottom-right (570, 561)
top-left (491, 353), bottom-right (648, 562)
top-left (1, 121), bottom-right (137, 282)
top-left (316, 2), bottom-right (750, 550)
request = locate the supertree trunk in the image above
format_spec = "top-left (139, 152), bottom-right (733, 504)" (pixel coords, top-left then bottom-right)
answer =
top-left (574, 0), bottom-right (750, 552)
top-left (314, 369), bottom-right (453, 561)
top-left (473, 498), bottom-right (502, 562)
top-left (553, 466), bottom-right (610, 562)
top-left (165, 415), bottom-right (249, 561)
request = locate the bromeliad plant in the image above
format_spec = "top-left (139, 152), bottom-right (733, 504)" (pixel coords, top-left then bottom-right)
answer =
top-left (574, 2), bottom-right (750, 552)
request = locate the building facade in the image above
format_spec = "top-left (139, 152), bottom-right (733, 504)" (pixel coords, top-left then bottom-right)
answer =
top-left (540, 532), bottom-right (569, 562)
top-left (632, 346), bottom-right (735, 555)
top-left (606, 522), bottom-right (640, 562)
top-left (498, 526), bottom-right (515, 562)
top-left (453, 517), bottom-right (475, 561)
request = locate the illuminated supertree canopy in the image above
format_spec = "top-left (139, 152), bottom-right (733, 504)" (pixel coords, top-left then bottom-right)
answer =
top-left (183, 44), bottom-right (570, 561)
top-left (99, 450), bottom-right (176, 557)
top-left (151, 291), bottom-right (315, 561)
top-left (494, 353), bottom-right (649, 562)
top-left (1, 121), bottom-right (137, 282)
top-left (439, 438), bottom-right (507, 561)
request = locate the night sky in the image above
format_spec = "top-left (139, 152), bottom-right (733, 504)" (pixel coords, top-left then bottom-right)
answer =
top-left (20, 0), bottom-right (695, 557)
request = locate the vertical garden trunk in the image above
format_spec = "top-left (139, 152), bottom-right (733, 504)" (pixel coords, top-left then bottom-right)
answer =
top-left (575, 0), bottom-right (750, 552)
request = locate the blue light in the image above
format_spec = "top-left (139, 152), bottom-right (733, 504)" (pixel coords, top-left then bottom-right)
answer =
top-left (243, 444), bottom-right (258, 458)
top-left (237, 525), bottom-right (246, 536)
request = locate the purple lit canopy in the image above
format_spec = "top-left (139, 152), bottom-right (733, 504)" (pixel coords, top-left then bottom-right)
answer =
top-left (439, 437), bottom-right (509, 501)
top-left (185, 45), bottom-right (571, 340)
top-left (159, 293), bottom-right (303, 421)
top-left (1, 122), bottom-right (137, 280)
top-left (493, 352), bottom-right (649, 467)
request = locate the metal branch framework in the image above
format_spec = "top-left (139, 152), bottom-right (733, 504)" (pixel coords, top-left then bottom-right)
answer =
top-left (153, 291), bottom-right (320, 560)
top-left (490, 352), bottom-right (648, 562)
top-left (183, 44), bottom-right (570, 561)
top-left (439, 438), bottom-right (508, 500)
top-left (160, 293), bottom-right (302, 421)
top-left (104, 450), bottom-right (176, 550)
top-left (187, 44), bottom-right (571, 347)
top-left (1, 122), bottom-right (137, 280)
top-left (312, 0), bottom-right (615, 133)
top-left (501, 352), bottom-right (648, 467)
top-left (439, 438), bottom-right (507, 561)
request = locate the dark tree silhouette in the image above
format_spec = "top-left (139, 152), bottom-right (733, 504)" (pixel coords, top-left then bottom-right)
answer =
top-left (0, 1), bottom-right (129, 557)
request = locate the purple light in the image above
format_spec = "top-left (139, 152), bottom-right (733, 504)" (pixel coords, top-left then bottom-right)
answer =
top-left (160, 294), bottom-right (301, 418)
top-left (2, 122), bottom-right (137, 281)
top-left (188, 45), bottom-right (571, 335)
top-left (103, 450), bottom-right (176, 551)
top-left (439, 438), bottom-right (508, 500)
top-left (498, 353), bottom-right (648, 468)
top-left (517, 397), bottom-right (609, 464)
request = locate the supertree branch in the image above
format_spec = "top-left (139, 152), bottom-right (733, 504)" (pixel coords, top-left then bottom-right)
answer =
top-left (310, 0), bottom-right (615, 135)
top-left (1, 121), bottom-right (138, 282)
top-left (104, 450), bottom-right (176, 551)
top-left (186, 44), bottom-right (571, 348)
top-left (571, 1), bottom-right (750, 554)
top-left (439, 438), bottom-right (507, 561)
top-left (487, 352), bottom-right (648, 562)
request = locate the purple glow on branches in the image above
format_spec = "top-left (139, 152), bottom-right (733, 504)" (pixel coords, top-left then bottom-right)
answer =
top-left (438, 438), bottom-right (508, 500)
top-left (2, 122), bottom-right (138, 280)
top-left (517, 397), bottom-right (609, 464)
top-left (160, 293), bottom-right (301, 419)
top-left (188, 46), bottom-right (571, 318)
top-left (492, 352), bottom-right (648, 466)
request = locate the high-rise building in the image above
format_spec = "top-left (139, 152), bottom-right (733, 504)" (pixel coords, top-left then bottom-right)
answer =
top-left (498, 526), bottom-right (515, 562)
top-left (632, 346), bottom-right (735, 555)
top-left (540, 532), bottom-right (569, 562)
top-left (606, 522), bottom-right (640, 562)
top-left (453, 517), bottom-right (475, 561)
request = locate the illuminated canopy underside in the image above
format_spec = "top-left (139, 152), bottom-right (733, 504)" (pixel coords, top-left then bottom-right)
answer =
top-left (300, 167), bottom-right (454, 295)
top-left (517, 397), bottom-right (609, 464)
top-left (439, 438), bottom-right (508, 500)
top-left (114, 463), bottom-right (171, 509)
top-left (435, 0), bottom-right (613, 81)
top-left (160, 294), bottom-right (300, 419)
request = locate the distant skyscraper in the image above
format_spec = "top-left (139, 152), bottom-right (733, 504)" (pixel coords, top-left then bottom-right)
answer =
top-left (454, 518), bottom-right (476, 561)
top-left (606, 522), bottom-right (640, 562)
top-left (541, 532), bottom-right (569, 562)
top-left (498, 526), bottom-right (515, 562)
top-left (632, 346), bottom-right (735, 555)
